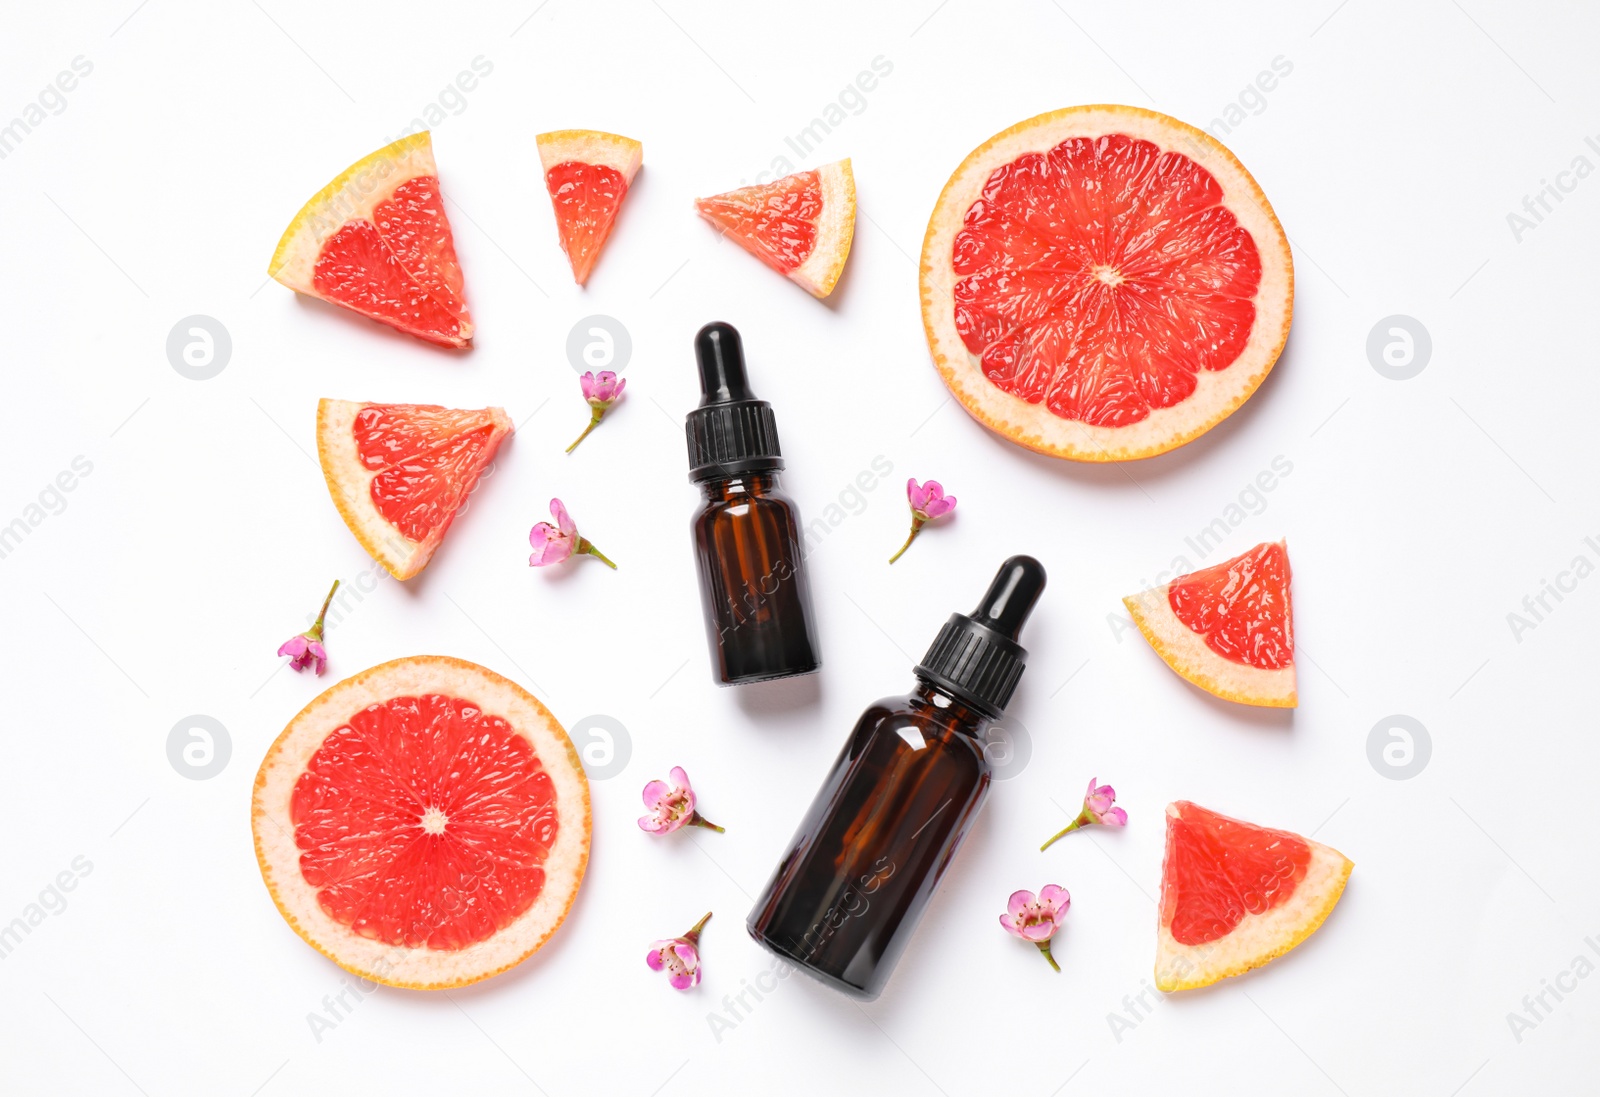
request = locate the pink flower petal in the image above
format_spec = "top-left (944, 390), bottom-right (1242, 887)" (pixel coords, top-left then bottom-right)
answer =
top-left (668, 766), bottom-right (690, 790)
top-left (1104, 806), bottom-right (1128, 826)
top-left (1020, 921), bottom-right (1055, 942)
top-left (580, 372), bottom-right (597, 400)
top-left (673, 943), bottom-right (699, 966)
top-left (550, 498), bottom-right (576, 537)
top-left (668, 972), bottom-right (695, 990)
top-left (1039, 884), bottom-right (1070, 914)
top-left (999, 913), bottom-right (1025, 938)
top-left (645, 948), bottom-right (665, 971)
top-left (642, 779), bottom-right (671, 807)
top-left (1006, 889), bottom-right (1036, 918)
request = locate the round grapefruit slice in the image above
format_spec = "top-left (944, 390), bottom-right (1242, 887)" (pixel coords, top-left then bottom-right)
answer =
top-left (695, 160), bottom-right (856, 298)
top-left (1124, 540), bottom-right (1296, 707)
top-left (1156, 801), bottom-right (1351, 992)
top-left (920, 106), bottom-right (1293, 461)
top-left (536, 129), bottom-right (642, 285)
top-left (253, 656), bottom-right (590, 989)
top-left (269, 132), bottom-right (473, 348)
top-left (317, 398), bottom-right (511, 581)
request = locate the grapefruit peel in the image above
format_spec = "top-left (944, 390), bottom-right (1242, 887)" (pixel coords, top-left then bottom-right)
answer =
top-left (251, 656), bottom-right (591, 990)
top-left (919, 105), bottom-right (1293, 462)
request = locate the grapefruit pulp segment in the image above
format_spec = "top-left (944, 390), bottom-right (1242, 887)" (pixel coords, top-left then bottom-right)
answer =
top-left (695, 159), bottom-right (856, 298)
top-left (1156, 801), bottom-right (1351, 992)
top-left (253, 656), bottom-right (590, 989)
top-left (536, 129), bottom-right (642, 284)
top-left (269, 133), bottom-right (473, 347)
top-left (317, 398), bottom-right (511, 581)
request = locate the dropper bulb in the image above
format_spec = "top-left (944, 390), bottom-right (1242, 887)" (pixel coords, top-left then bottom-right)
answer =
top-left (971, 555), bottom-right (1047, 639)
top-left (694, 321), bottom-right (753, 405)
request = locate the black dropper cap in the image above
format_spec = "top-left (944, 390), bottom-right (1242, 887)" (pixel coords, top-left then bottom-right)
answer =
top-left (686, 322), bottom-right (784, 482)
top-left (914, 555), bottom-right (1047, 718)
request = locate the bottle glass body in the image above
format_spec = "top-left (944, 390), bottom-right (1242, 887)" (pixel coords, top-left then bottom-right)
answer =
top-left (746, 684), bottom-right (992, 999)
top-left (690, 472), bottom-right (820, 686)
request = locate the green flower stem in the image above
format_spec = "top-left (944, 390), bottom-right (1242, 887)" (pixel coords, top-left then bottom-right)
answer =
top-left (1037, 940), bottom-right (1060, 972)
top-left (307, 579), bottom-right (340, 641)
top-left (888, 517), bottom-right (926, 564)
top-left (578, 537), bottom-right (617, 570)
top-left (566, 409), bottom-right (604, 453)
top-left (690, 813), bottom-right (725, 834)
top-left (685, 911), bottom-right (713, 944)
top-left (1040, 810), bottom-right (1090, 851)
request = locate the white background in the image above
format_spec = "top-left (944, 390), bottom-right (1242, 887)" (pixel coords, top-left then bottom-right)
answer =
top-left (2, 2), bottom-right (1596, 1094)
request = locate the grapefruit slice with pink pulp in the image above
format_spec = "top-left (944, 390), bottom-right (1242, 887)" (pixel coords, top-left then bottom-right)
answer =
top-left (921, 106), bottom-right (1292, 461)
top-left (317, 398), bottom-right (511, 580)
top-left (695, 160), bottom-right (856, 298)
top-left (253, 656), bottom-right (590, 988)
top-left (270, 133), bottom-right (473, 347)
top-left (1124, 540), bottom-right (1296, 707)
top-left (537, 130), bottom-right (641, 285)
top-left (1156, 801), bottom-right (1351, 991)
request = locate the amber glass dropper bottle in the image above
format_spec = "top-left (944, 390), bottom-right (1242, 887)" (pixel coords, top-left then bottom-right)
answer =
top-left (747, 555), bottom-right (1047, 999)
top-left (686, 322), bottom-right (821, 686)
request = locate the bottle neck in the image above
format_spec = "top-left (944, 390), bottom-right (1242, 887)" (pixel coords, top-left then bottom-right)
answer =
top-left (700, 470), bottom-right (781, 502)
top-left (909, 679), bottom-right (993, 739)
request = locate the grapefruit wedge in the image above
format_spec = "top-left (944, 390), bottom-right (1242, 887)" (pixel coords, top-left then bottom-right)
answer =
top-left (695, 160), bottom-right (856, 298)
top-left (920, 106), bottom-right (1293, 461)
top-left (1124, 540), bottom-right (1296, 707)
top-left (253, 656), bottom-right (590, 989)
top-left (1156, 801), bottom-right (1351, 991)
top-left (270, 133), bottom-right (473, 348)
top-left (317, 398), bottom-right (511, 581)
top-left (537, 129), bottom-right (642, 284)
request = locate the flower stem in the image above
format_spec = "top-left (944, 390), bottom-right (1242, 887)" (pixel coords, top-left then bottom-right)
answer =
top-left (579, 538), bottom-right (618, 570)
top-left (691, 813), bottom-right (726, 834)
top-left (888, 518), bottom-right (925, 564)
top-left (566, 410), bottom-right (604, 453)
top-left (1040, 811), bottom-right (1089, 851)
top-left (684, 911), bottom-right (713, 944)
top-left (307, 579), bottom-right (341, 641)
top-left (1037, 940), bottom-right (1060, 973)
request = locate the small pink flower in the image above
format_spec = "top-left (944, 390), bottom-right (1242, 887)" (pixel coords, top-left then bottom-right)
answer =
top-left (569, 370), bottom-right (627, 453)
top-left (889, 478), bottom-right (957, 564)
top-left (639, 767), bottom-right (725, 834)
top-left (908, 478), bottom-right (957, 521)
top-left (1041, 776), bottom-right (1128, 850)
top-left (528, 498), bottom-right (617, 569)
top-left (647, 911), bottom-right (711, 990)
top-left (277, 580), bottom-right (339, 675)
top-left (1000, 885), bottom-right (1070, 972)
